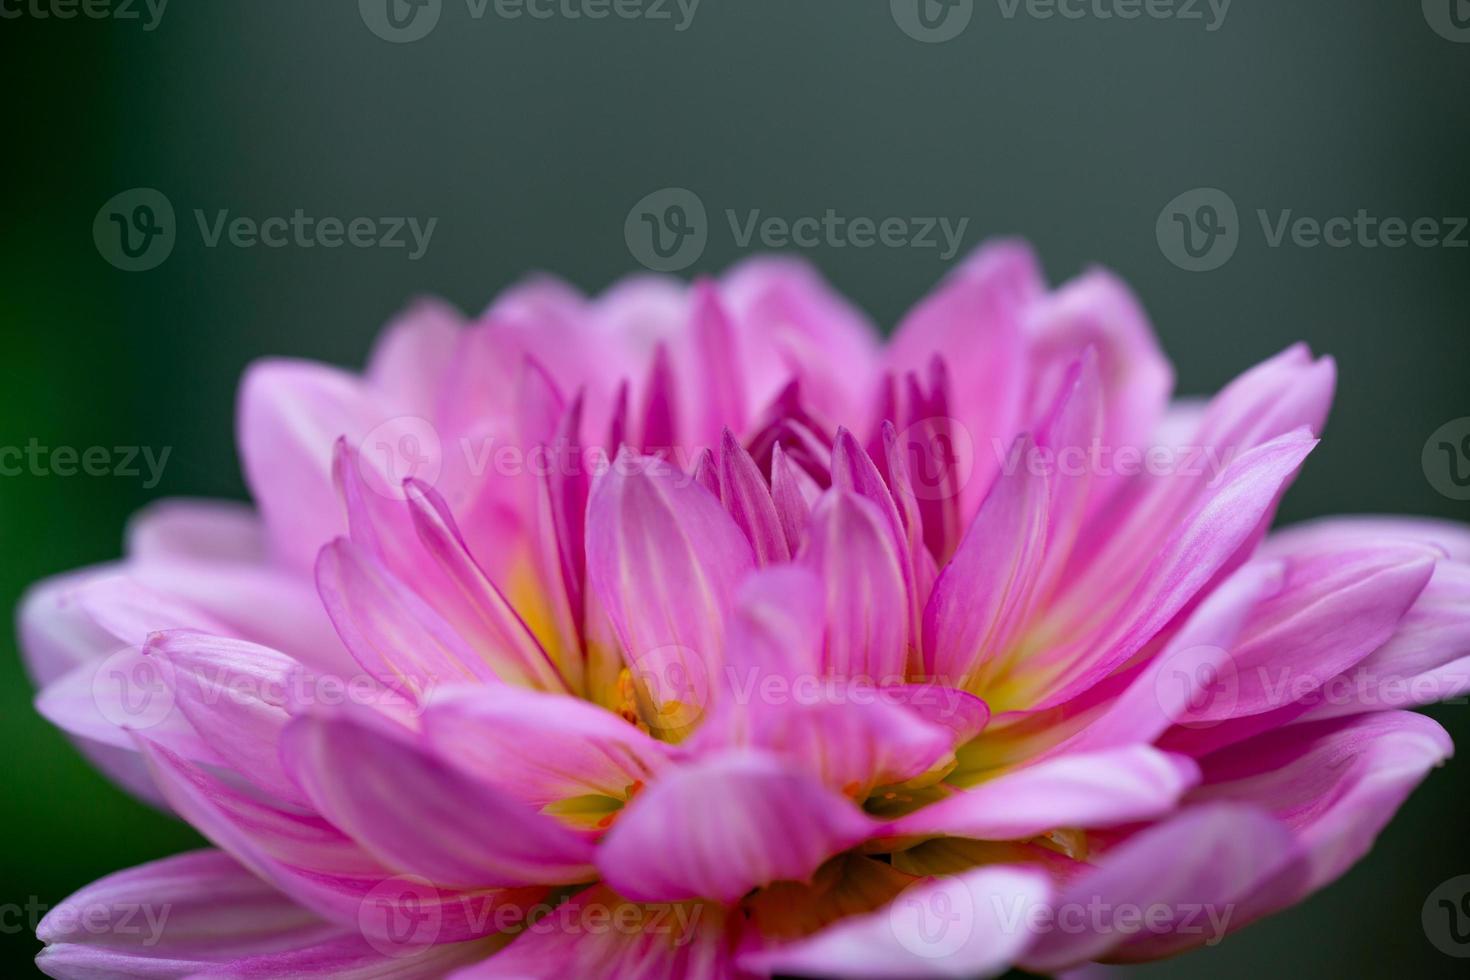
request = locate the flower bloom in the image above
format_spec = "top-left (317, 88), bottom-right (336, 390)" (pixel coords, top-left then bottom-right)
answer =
top-left (22, 241), bottom-right (1468, 978)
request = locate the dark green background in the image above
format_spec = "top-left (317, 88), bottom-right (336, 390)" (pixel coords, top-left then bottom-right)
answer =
top-left (2, 1), bottom-right (1467, 976)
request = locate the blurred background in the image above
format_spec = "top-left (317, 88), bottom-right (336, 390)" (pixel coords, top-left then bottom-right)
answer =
top-left (2, 1), bottom-right (1467, 976)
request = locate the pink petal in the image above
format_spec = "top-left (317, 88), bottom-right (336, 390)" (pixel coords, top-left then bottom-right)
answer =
top-left (36, 850), bottom-right (340, 969)
top-left (1027, 427), bottom-right (1318, 710)
top-left (885, 241), bottom-right (1039, 521)
top-left (125, 499), bottom-right (266, 564)
top-left (889, 746), bottom-right (1198, 841)
top-left (586, 457), bottom-right (755, 726)
top-left (1188, 711), bottom-right (1453, 895)
top-left (365, 297), bottom-right (463, 418)
top-left (924, 433), bottom-right (1050, 689)
top-left (597, 751), bottom-right (876, 904)
top-left (145, 630), bottom-right (304, 804)
top-left (238, 360), bottom-right (389, 570)
top-left (716, 428), bottom-right (789, 566)
top-left (800, 491), bottom-right (910, 681)
top-left (315, 537), bottom-right (500, 698)
top-left (1300, 559), bottom-right (1470, 719)
top-left (1021, 804), bottom-right (1301, 969)
top-left (1184, 545), bottom-right (1436, 726)
top-left (1262, 514), bottom-right (1470, 563)
top-left (404, 479), bottom-right (569, 692)
top-left (1024, 269), bottom-right (1173, 512)
top-left (421, 684), bottom-right (671, 805)
top-left (744, 865), bottom-right (1052, 979)
top-left (281, 709), bottom-right (597, 889)
top-left (448, 885), bottom-right (736, 980)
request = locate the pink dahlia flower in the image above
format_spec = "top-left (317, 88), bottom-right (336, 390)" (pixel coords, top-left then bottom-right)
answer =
top-left (22, 241), bottom-right (1468, 978)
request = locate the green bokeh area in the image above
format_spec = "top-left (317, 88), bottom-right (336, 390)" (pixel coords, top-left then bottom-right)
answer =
top-left (2, 2), bottom-right (1468, 976)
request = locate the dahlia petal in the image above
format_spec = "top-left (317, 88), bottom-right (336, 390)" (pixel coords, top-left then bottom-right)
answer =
top-left (721, 565), bottom-right (826, 682)
top-left (744, 865), bottom-right (1051, 979)
top-left (832, 427), bottom-right (924, 649)
top-left (404, 480), bottom-right (569, 692)
top-left (719, 253), bottom-right (880, 428)
top-left (238, 360), bottom-right (388, 570)
top-left (281, 710), bottom-right (597, 889)
top-left (1188, 711), bottom-right (1453, 896)
top-left (1064, 346), bottom-right (1334, 600)
top-left (315, 537), bottom-right (500, 698)
top-left (1188, 545), bottom-right (1436, 724)
top-left (1034, 561), bottom-right (1279, 760)
top-left (716, 428), bottom-right (789, 566)
top-left (421, 685), bottom-right (671, 805)
top-left (597, 751), bottom-right (876, 904)
top-left (1024, 270), bottom-right (1173, 505)
top-left (705, 691), bottom-right (956, 799)
top-left (888, 746), bottom-right (1198, 841)
top-left (1029, 427), bottom-right (1317, 710)
top-left (365, 297), bottom-right (463, 418)
top-left (206, 934), bottom-right (500, 980)
top-left (125, 499), bottom-right (266, 564)
top-left (146, 630), bottom-right (304, 804)
top-left (586, 457), bottom-right (755, 721)
top-left (130, 734), bottom-right (511, 943)
top-left (1261, 514), bottom-right (1470, 563)
top-left (769, 442), bottom-right (816, 553)
top-left (36, 647), bottom-right (220, 763)
top-left (925, 434), bottom-right (1050, 689)
top-left (448, 885), bottom-right (735, 980)
top-left (886, 242), bottom-right (1039, 523)
top-left (36, 849), bottom-right (339, 968)
top-left (689, 283), bottom-right (747, 445)
top-left (1299, 559), bottom-right (1470, 719)
top-left (800, 491), bottom-right (909, 681)
top-left (1021, 804), bottom-right (1301, 969)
